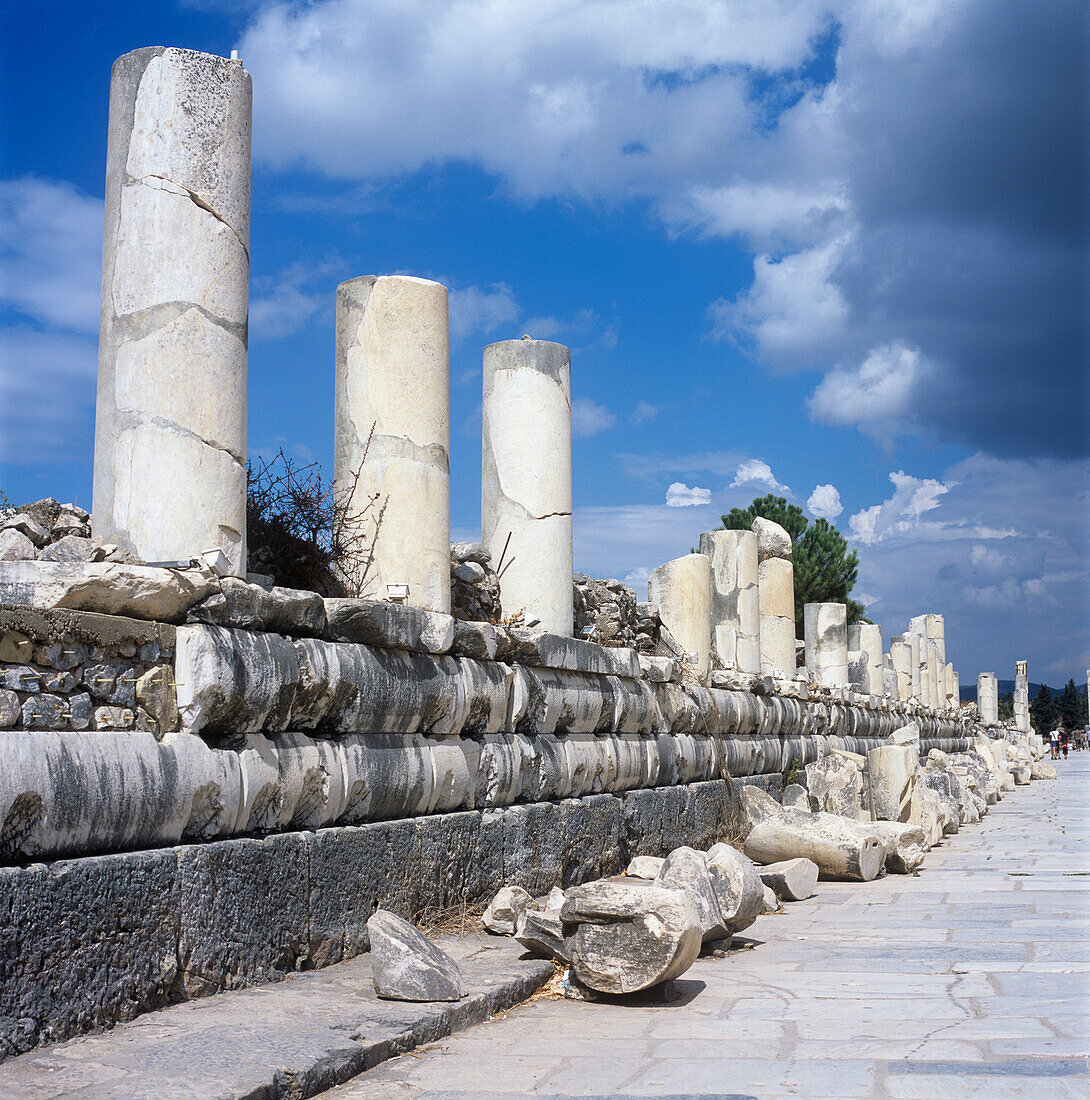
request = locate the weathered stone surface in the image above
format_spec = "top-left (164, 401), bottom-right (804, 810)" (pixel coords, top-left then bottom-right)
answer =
top-left (753, 517), bottom-right (792, 563)
top-left (37, 536), bottom-right (97, 563)
top-left (561, 879), bottom-right (702, 994)
top-left (625, 855), bottom-right (664, 879)
top-left (648, 554), bottom-right (713, 676)
top-left (638, 654), bottom-right (677, 682)
top-left (757, 857), bottom-right (818, 901)
top-left (0, 561), bottom-right (217, 622)
top-left (0, 848), bottom-right (180, 1057)
top-left (451, 618), bottom-right (500, 660)
top-left (21, 693), bottom-right (67, 729)
top-left (804, 753), bottom-right (862, 817)
top-left (853, 819), bottom-right (927, 873)
top-left (515, 907), bottom-right (569, 963)
top-left (187, 577), bottom-right (326, 636)
top-left (699, 529), bottom-right (761, 675)
top-left (1, 513), bottom-right (49, 547)
top-left (367, 909), bottom-right (466, 1002)
top-left (176, 624), bottom-right (299, 734)
top-left (0, 689), bottom-right (18, 728)
top-left (654, 846), bottom-right (727, 943)
top-left (483, 885), bottom-right (536, 935)
top-left (507, 629), bottom-right (641, 678)
top-left (867, 744), bottom-right (921, 824)
top-left (324, 597), bottom-right (454, 654)
top-left (805, 603), bottom-right (849, 688)
top-left (781, 783), bottom-right (809, 810)
top-left (94, 47), bottom-right (250, 575)
top-left (744, 800), bottom-right (883, 882)
top-left (0, 529), bottom-right (37, 562)
top-left (482, 338), bottom-right (573, 636)
top-left (706, 842), bottom-right (765, 933)
top-left (757, 556), bottom-right (795, 679)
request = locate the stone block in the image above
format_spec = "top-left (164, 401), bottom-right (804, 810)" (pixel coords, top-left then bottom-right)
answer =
top-left (0, 848), bottom-right (180, 1057)
top-left (507, 629), bottom-right (640, 677)
top-left (324, 598), bottom-right (454, 654)
top-left (176, 833), bottom-right (310, 998)
top-left (186, 577), bottom-right (327, 636)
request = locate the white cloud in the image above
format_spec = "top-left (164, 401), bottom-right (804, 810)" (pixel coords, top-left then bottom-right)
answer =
top-left (730, 459), bottom-right (789, 494)
top-left (250, 263), bottom-right (333, 340)
top-left (847, 469), bottom-right (950, 545)
top-left (449, 282), bottom-right (520, 340)
top-left (807, 483), bottom-right (843, 519)
top-left (0, 176), bottom-right (102, 334)
top-left (808, 341), bottom-right (932, 444)
top-left (665, 482), bottom-right (712, 507)
top-left (630, 400), bottom-right (659, 425)
top-left (572, 396), bottom-right (616, 438)
top-left (0, 326), bottom-right (97, 463)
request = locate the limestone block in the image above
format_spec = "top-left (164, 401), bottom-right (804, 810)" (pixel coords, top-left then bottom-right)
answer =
top-left (648, 553), bottom-right (712, 675)
top-left (849, 623), bottom-right (884, 696)
top-left (654, 846), bottom-right (728, 943)
top-left (852, 819), bottom-right (927, 873)
top-left (335, 275), bottom-right (451, 613)
top-left (0, 731), bottom-right (241, 861)
top-left (639, 654), bottom-right (678, 682)
top-left (698, 529), bottom-right (761, 674)
top-left (0, 528), bottom-right (38, 561)
top-left (451, 619), bottom-right (500, 660)
top-left (626, 855), bottom-right (665, 879)
top-left (757, 858), bottom-right (818, 901)
top-left (757, 556), bottom-right (795, 678)
top-left (482, 885), bottom-right (536, 935)
top-left (324, 598), bottom-right (454, 654)
top-left (752, 517), bottom-right (792, 562)
top-left (0, 561), bottom-right (216, 623)
top-left (95, 47), bottom-right (251, 574)
top-left (705, 841), bottom-right (765, 934)
top-left (175, 625), bottom-right (299, 734)
top-left (515, 908), bottom-right (570, 963)
top-left (368, 910), bottom-right (466, 1002)
top-left (782, 783), bottom-right (809, 810)
top-left (804, 754), bottom-right (862, 817)
top-left (866, 744), bottom-right (921, 824)
top-left (507, 629), bottom-right (641, 678)
top-left (187, 577), bottom-right (326, 637)
top-left (482, 338), bottom-right (573, 636)
top-left (1, 513), bottom-right (49, 547)
top-left (561, 880), bottom-right (702, 994)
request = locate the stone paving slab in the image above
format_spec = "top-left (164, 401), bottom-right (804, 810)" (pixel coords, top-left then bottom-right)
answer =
top-left (318, 755), bottom-right (1090, 1099)
top-left (0, 937), bottom-right (552, 1099)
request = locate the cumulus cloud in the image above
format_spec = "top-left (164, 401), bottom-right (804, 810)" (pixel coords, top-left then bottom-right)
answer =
top-left (807, 483), bottom-right (843, 520)
top-left (847, 470), bottom-right (951, 545)
top-left (572, 397), bottom-right (616, 438)
top-left (0, 176), bottom-right (102, 334)
top-left (250, 262), bottom-right (334, 340)
top-left (630, 400), bottom-right (659, 425)
top-left (665, 482), bottom-right (712, 507)
top-left (730, 459), bottom-right (789, 494)
top-left (449, 282), bottom-right (520, 340)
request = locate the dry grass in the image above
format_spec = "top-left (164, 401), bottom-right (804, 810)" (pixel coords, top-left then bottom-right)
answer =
top-left (414, 898), bottom-right (488, 939)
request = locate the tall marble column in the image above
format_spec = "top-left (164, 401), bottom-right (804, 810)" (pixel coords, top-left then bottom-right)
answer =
top-left (648, 554), bottom-right (713, 675)
top-left (699, 529), bottom-right (760, 674)
top-left (482, 338), bottom-right (573, 635)
top-left (977, 672), bottom-right (999, 724)
top-left (804, 603), bottom-right (849, 688)
top-left (926, 644), bottom-right (943, 711)
top-left (1014, 660), bottom-right (1030, 732)
top-left (93, 47), bottom-right (251, 574)
top-left (849, 622), bottom-right (884, 696)
top-left (755, 519), bottom-right (796, 679)
top-left (335, 275), bottom-right (451, 612)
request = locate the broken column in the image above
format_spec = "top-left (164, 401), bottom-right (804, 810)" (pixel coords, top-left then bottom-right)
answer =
top-left (926, 644), bottom-right (943, 711)
top-left (890, 638), bottom-right (913, 701)
top-left (848, 622), bottom-right (884, 696)
top-left (335, 276), bottom-right (451, 612)
top-left (945, 663), bottom-right (956, 710)
top-left (698, 529), bottom-right (760, 673)
top-left (482, 338), bottom-right (573, 635)
top-left (754, 519), bottom-right (795, 679)
top-left (804, 603), bottom-right (849, 689)
top-left (93, 47), bottom-right (251, 574)
top-left (977, 672), bottom-right (999, 724)
top-left (1014, 660), bottom-right (1030, 732)
top-left (648, 553), bottom-right (713, 675)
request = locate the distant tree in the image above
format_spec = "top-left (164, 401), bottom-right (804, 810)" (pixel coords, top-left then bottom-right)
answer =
top-left (1029, 683), bottom-right (1060, 735)
top-left (721, 495), bottom-right (863, 636)
top-left (1058, 678), bottom-right (1084, 729)
top-left (998, 691), bottom-right (1014, 721)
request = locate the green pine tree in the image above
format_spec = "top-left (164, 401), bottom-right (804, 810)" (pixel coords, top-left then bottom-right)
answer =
top-left (998, 691), bottom-right (1014, 721)
top-left (1029, 683), bottom-right (1060, 735)
top-left (721, 495), bottom-right (863, 636)
top-left (1058, 678), bottom-right (1083, 729)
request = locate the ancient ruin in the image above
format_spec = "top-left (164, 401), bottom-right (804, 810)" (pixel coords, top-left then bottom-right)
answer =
top-left (0, 45), bottom-right (1066, 1087)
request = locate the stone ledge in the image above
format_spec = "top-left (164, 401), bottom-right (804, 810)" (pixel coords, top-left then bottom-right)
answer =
top-left (0, 938), bottom-right (554, 1100)
top-left (0, 603), bottom-right (176, 653)
top-left (0, 779), bottom-right (740, 1060)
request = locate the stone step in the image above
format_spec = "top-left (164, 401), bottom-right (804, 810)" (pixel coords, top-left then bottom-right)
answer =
top-left (0, 936), bottom-right (552, 1100)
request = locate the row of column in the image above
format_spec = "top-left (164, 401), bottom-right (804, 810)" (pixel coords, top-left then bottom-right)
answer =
top-left (91, 48), bottom-right (575, 634)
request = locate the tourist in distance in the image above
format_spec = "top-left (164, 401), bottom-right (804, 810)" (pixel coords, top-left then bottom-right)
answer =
top-left (1049, 727), bottom-right (1061, 760)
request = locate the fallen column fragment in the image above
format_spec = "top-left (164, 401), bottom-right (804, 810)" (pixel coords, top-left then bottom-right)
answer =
top-left (757, 858), bottom-right (819, 901)
top-left (852, 820), bottom-right (927, 873)
top-left (560, 880), bottom-right (702, 994)
top-left (740, 785), bottom-right (883, 882)
top-left (705, 842), bottom-right (766, 933)
top-left (866, 744), bottom-right (921, 824)
top-left (367, 910), bottom-right (466, 1002)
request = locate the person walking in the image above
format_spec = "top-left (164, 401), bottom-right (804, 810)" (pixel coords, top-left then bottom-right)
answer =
top-left (1060, 727), bottom-right (1070, 759)
top-left (1050, 727), bottom-right (1061, 760)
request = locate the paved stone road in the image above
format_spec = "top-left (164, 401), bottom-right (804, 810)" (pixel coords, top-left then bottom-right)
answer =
top-left (322, 755), bottom-right (1090, 1100)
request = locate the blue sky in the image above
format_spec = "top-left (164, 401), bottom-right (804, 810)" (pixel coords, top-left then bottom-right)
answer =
top-left (1, 0), bottom-right (1086, 685)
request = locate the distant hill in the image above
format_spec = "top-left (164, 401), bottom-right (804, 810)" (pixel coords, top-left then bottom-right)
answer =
top-left (960, 679), bottom-right (1062, 702)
